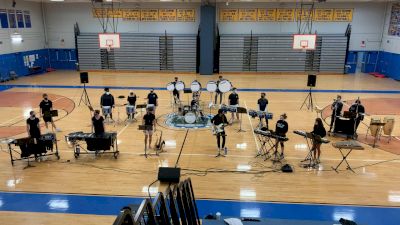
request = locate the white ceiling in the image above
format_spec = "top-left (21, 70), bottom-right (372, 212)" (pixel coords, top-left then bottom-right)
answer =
top-left (21, 0), bottom-right (396, 3)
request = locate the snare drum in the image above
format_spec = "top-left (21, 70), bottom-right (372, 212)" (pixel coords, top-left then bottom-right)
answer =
top-left (191, 81), bottom-right (202, 92)
top-left (166, 82), bottom-right (175, 92)
top-left (206, 81), bottom-right (218, 92)
top-left (184, 112), bottom-right (197, 124)
top-left (175, 81), bottom-right (185, 91)
top-left (218, 80), bottom-right (232, 93)
top-left (102, 106), bottom-right (111, 115)
top-left (126, 105), bottom-right (135, 114)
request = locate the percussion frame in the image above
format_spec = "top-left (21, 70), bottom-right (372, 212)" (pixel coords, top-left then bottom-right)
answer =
top-left (67, 133), bottom-right (119, 159)
top-left (8, 134), bottom-right (60, 167)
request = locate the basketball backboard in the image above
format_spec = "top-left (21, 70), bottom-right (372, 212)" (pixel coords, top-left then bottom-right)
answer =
top-left (99, 33), bottom-right (121, 49)
top-left (293, 34), bottom-right (317, 50)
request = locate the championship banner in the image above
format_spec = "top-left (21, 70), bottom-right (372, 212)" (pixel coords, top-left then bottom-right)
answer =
top-left (296, 9), bottom-right (313, 21)
top-left (159, 9), bottom-right (177, 22)
top-left (333, 9), bottom-right (353, 22)
top-left (276, 8), bottom-right (295, 22)
top-left (141, 9), bottom-right (159, 21)
top-left (238, 9), bottom-right (257, 22)
top-left (177, 9), bottom-right (195, 22)
top-left (257, 8), bottom-right (276, 22)
top-left (93, 8), bottom-right (107, 18)
top-left (314, 9), bottom-right (334, 22)
top-left (122, 9), bottom-right (140, 21)
top-left (107, 9), bottom-right (123, 18)
top-left (220, 9), bottom-right (238, 22)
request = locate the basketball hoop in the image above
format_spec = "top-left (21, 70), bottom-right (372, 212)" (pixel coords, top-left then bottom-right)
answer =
top-left (301, 46), bottom-right (307, 53)
top-left (106, 44), bottom-right (112, 53)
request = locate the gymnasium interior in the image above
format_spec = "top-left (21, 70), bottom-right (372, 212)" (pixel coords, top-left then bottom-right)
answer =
top-left (0, 0), bottom-right (400, 224)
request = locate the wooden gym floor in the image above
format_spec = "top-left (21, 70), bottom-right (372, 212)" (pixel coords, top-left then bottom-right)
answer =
top-left (0, 71), bottom-right (399, 224)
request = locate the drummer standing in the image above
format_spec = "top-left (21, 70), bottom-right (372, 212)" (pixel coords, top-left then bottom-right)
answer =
top-left (172, 77), bottom-right (180, 104)
top-left (215, 76), bottom-right (224, 105)
top-left (228, 87), bottom-right (240, 123)
top-left (127, 90), bottom-right (137, 120)
top-left (100, 87), bottom-right (115, 120)
top-left (147, 88), bottom-right (158, 114)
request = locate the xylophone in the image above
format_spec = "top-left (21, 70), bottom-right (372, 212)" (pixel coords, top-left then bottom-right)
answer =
top-left (248, 110), bottom-right (273, 119)
top-left (66, 132), bottom-right (119, 159)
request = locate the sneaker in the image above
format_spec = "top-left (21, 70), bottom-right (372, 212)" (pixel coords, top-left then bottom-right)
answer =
top-left (280, 153), bottom-right (284, 159)
top-left (224, 147), bottom-right (228, 155)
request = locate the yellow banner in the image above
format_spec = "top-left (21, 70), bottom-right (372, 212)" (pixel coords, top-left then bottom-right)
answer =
top-left (92, 8), bottom-right (107, 18)
top-left (159, 9), bottom-right (176, 22)
top-left (141, 9), bottom-right (159, 21)
top-left (238, 9), bottom-right (257, 22)
top-left (333, 9), bottom-right (353, 22)
top-left (107, 9), bottom-right (123, 18)
top-left (257, 9), bottom-right (276, 21)
top-left (122, 9), bottom-right (141, 21)
top-left (314, 9), bottom-right (334, 22)
top-left (220, 9), bottom-right (238, 22)
top-left (177, 9), bottom-right (195, 22)
top-left (296, 9), bottom-right (314, 21)
top-left (276, 9), bottom-right (295, 22)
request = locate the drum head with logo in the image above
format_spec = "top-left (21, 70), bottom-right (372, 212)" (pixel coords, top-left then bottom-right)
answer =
top-left (184, 112), bottom-right (197, 124)
top-left (206, 81), bottom-right (218, 92)
top-left (191, 81), bottom-right (201, 92)
top-left (175, 81), bottom-right (185, 91)
top-left (218, 80), bottom-right (232, 93)
top-left (166, 82), bottom-right (175, 92)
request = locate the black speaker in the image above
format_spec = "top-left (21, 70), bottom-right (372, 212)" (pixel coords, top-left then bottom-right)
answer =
top-left (158, 167), bottom-right (181, 183)
top-left (307, 74), bottom-right (316, 87)
top-left (80, 72), bottom-right (88, 84)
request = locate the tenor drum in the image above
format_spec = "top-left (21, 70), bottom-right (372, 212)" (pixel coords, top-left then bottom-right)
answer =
top-left (383, 117), bottom-right (395, 135)
top-left (166, 82), bottom-right (175, 92)
top-left (102, 106), bottom-right (111, 115)
top-left (184, 112), bottom-right (197, 124)
top-left (191, 81), bottom-right (202, 92)
top-left (126, 105), bottom-right (135, 114)
top-left (206, 81), bottom-right (218, 93)
top-left (218, 80), bottom-right (232, 93)
top-left (175, 81), bottom-right (185, 91)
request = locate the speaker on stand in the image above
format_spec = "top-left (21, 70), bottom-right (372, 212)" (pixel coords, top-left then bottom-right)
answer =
top-left (300, 74), bottom-right (317, 111)
top-left (79, 72), bottom-right (93, 112)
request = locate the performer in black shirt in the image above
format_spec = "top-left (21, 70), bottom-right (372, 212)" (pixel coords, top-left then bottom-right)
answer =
top-left (215, 76), bottom-right (224, 105)
top-left (100, 87), bottom-right (115, 120)
top-left (26, 111), bottom-right (41, 144)
top-left (311, 118), bottom-right (326, 163)
top-left (211, 109), bottom-right (229, 157)
top-left (39, 93), bottom-right (60, 132)
top-left (349, 99), bottom-right (365, 132)
top-left (329, 95), bottom-right (343, 132)
top-left (143, 109), bottom-right (156, 154)
top-left (275, 113), bottom-right (288, 159)
top-left (127, 91), bottom-right (137, 120)
top-left (92, 110), bottom-right (105, 135)
top-left (172, 77), bottom-right (180, 104)
top-left (257, 93), bottom-right (269, 129)
top-left (228, 87), bottom-right (239, 123)
top-left (147, 89), bottom-right (158, 114)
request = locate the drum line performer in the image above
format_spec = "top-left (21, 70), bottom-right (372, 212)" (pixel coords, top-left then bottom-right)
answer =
top-left (172, 77), bottom-right (180, 104)
top-left (100, 87), bottom-right (115, 120)
top-left (146, 88), bottom-right (158, 114)
top-left (349, 99), bottom-right (365, 134)
top-left (39, 93), bottom-right (60, 132)
top-left (143, 108), bottom-right (156, 155)
top-left (127, 90), bottom-right (137, 120)
top-left (92, 109), bottom-right (105, 135)
top-left (311, 118), bottom-right (326, 163)
top-left (211, 109), bottom-right (229, 157)
top-left (215, 76), bottom-right (224, 105)
top-left (228, 87), bottom-right (239, 123)
top-left (26, 110), bottom-right (41, 145)
top-left (257, 92), bottom-right (269, 129)
top-left (275, 113), bottom-right (288, 159)
top-left (329, 95), bottom-right (343, 133)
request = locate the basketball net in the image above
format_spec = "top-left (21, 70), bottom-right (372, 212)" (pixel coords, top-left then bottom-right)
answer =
top-left (106, 45), bottom-right (111, 53)
top-left (301, 46), bottom-right (307, 53)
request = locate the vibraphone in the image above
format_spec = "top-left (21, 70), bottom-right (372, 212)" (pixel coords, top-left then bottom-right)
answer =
top-left (293, 130), bottom-right (330, 168)
top-left (254, 128), bottom-right (288, 162)
top-left (7, 133), bottom-right (60, 166)
top-left (65, 132), bottom-right (119, 159)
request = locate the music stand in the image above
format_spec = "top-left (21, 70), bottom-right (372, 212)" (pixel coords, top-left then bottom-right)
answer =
top-left (237, 107), bottom-right (247, 132)
top-left (138, 125), bottom-right (156, 158)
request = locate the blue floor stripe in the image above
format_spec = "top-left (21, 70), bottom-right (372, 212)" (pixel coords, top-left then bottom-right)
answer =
top-left (0, 191), bottom-right (399, 225)
top-left (2, 84), bottom-right (400, 94)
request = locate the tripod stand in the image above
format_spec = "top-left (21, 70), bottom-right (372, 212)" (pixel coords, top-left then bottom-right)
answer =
top-left (300, 87), bottom-right (314, 111)
top-left (79, 84), bottom-right (92, 108)
top-left (237, 107), bottom-right (247, 132)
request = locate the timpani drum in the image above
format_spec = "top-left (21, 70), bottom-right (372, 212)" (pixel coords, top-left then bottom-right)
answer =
top-left (191, 81), bottom-right (202, 92)
top-left (126, 105), bottom-right (135, 114)
top-left (184, 112), bottom-right (197, 124)
top-left (175, 81), bottom-right (185, 91)
top-left (218, 80), bottom-right (232, 93)
top-left (206, 81), bottom-right (218, 92)
top-left (102, 106), bottom-right (111, 115)
top-left (383, 117), bottom-right (395, 135)
top-left (166, 82), bottom-right (175, 92)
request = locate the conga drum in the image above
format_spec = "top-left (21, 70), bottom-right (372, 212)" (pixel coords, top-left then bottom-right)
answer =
top-left (369, 118), bottom-right (381, 137)
top-left (383, 117), bottom-right (395, 136)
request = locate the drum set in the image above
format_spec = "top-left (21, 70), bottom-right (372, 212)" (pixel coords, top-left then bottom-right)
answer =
top-left (166, 79), bottom-right (233, 124)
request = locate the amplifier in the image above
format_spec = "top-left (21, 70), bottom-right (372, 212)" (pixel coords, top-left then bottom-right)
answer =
top-left (158, 167), bottom-right (181, 183)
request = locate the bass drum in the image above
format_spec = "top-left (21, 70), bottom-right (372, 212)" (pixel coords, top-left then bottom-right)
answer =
top-left (184, 112), bottom-right (197, 124)
top-left (206, 81), bottom-right (218, 92)
top-left (175, 81), bottom-right (185, 91)
top-left (191, 81), bottom-right (202, 92)
top-left (218, 80), bottom-right (232, 93)
top-left (166, 82), bottom-right (175, 92)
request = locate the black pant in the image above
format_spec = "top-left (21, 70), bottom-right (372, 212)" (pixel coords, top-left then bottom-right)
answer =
top-left (355, 118), bottom-right (362, 131)
top-left (217, 132), bottom-right (226, 149)
top-left (259, 116), bottom-right (269, 129)
top-left (330, 114), bottom-right (338, 130)
top-left (173, 90), bottom-right (179, 101)
top-left (215, 91), bottom-right (223, 104)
